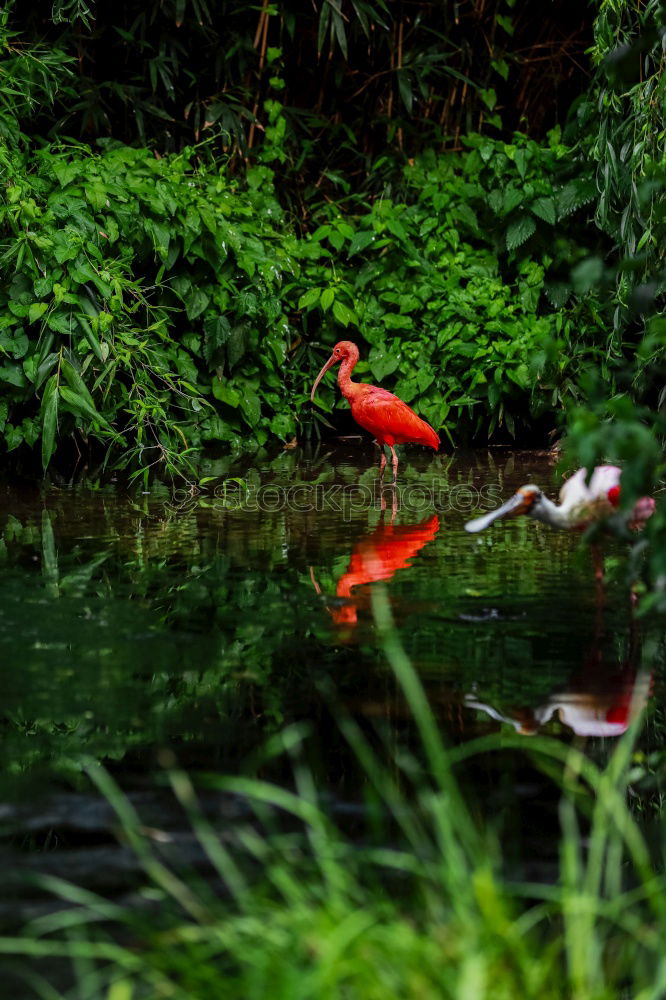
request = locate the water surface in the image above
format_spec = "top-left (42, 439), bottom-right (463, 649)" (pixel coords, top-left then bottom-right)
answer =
top-left (0, 446), bottom-right (661, 797)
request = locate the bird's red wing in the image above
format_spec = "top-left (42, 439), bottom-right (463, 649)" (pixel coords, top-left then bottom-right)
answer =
top-left (351, 388), bottom-right (439, 448)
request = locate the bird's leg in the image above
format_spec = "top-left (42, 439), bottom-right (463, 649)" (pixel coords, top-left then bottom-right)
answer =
top-left (380, 485), bottom-right (398, 519)
top-left (592, 543), bottom-right (605, 607)
top-left (390, 445), bottom-right (399, 485)
top-left (378, 449), bottom-right (387, 482)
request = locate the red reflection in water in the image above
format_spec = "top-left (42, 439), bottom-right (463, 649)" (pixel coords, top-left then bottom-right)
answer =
top-left (312, 513), bottom-right (440, 627)
top-left (465, 610), bottom-right (652, 738)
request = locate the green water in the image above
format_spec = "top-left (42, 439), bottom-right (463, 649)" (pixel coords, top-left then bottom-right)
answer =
top-left (1, 446), bottom-right (662, 799)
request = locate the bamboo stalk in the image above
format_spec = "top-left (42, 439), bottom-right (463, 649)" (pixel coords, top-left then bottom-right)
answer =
top-left (397, 18), bottom-right (404, 150)
top-left (247, 0), bottom-right (271, 151)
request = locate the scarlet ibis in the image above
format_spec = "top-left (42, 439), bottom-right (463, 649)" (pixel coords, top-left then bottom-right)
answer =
top-left (310, 341), bottom-right (439, 482)
top-left (465, 465), bottom-right (655, 534)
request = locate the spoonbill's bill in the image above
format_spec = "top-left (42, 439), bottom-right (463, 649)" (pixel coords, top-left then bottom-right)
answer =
top-left (465, 465), bottom-right (655, 534)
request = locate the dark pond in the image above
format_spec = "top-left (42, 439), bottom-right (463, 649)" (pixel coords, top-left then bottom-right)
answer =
top-left (1, 447), bottom-right (664, 912)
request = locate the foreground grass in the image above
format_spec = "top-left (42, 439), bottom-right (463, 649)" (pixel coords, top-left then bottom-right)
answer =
top-left (4, 588), bottom-right (666, 1000)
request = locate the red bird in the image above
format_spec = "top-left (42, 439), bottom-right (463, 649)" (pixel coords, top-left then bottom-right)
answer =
top-left (310, 341), bottom-right (439, 482)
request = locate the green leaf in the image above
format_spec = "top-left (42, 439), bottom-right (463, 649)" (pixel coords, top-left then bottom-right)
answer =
top-left (53, 240), bottom-right (79, 265)
top-left (240, 391), bottom-right (261, 426)
top-left (369, 350), bottom-right (399, 381)
top-left (34, 353), bottom-right (59, 391)
top-left (84, 184), bottom-right (108, 212)
top-left (571, 257), bottom-right (603, 295)
top-left (557, 179), bottom-right (596, 219)
top-left (508, 362), bottom-right (530, 388)
top-left (34, 277), bottom-right (53, 297)
top-left (348, 231), bottom-right (375, 256)
top-left (320, 287), bottom-right (335, 311)
top-left (41, 374), bottom-right (59, 471)
top-left (328, 229), bottom-right (344, 251)
top-left (544, 282), bottom-right (572, 309)
top-left (269, 413), bottom-right (295, 439)
top-left (52, 161), bottom-right (80, 187)
top-left (496, 14), bottom-right (514, 35)
top-left (505, 215), bottom-right (536, 251)
top-left (299, 288), bottom-right (321, 310)
top-left (186, 288), bottom-right (210, 320)
top-left (386, 217), bottom-right (408, 241)
top-left (0, 329), bottom-right (29, 359)
top-left (531, 197), bottom-right (556, 225)
top-left (29, 302), bottom-right (49, 324)
top-left (454, 203), bottom-right (479, 232)
top-left (332, 300), bottom-right (357, 328)
top-left (381, 313), bottom-right (413, 331)
top-left (0, 362), bottom-right (27, 388)
top-left (488, 189), bottom-right (503, 215)
top-left (227, 325), bottom-right (247, 370)
top-left (77, 315), bottom-right (105, 363)
top-left (393, 377), bottom-right (418, 403)
top-left (310, 225), bottom-right (332, 242)
top-left (514, 148), bottom-right (527, 179)
top-left (397, 70), bottom-right (413, 113)
top-left (47, 311), bottom-right (75, 335)
top-left (317, 0), bottom-right (331, 54)
top-left (503, 187), bottom-right (524, 215)
top-left (491, 58), bottom-right (509, 80)
top-left (417, 369), bottom-right (434, 393)
top-left (60, 358), bottom-right (97, 412)
top-left (204, 315), bottom-right (232, 366)
top-left (59, 385), bottom-right (110, 427)
top-left (332, 8), bottom-right (348, 58)
top-left (5, 423), bottom-right (23, 452)
top-left (212, 377), bottom-right (240, 407)
top-left (146, 219), bottom-right (171, 261)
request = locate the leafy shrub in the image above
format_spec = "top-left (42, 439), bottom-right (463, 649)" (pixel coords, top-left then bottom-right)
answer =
top-left (301, 132), bottom-right (607, 442)
top-left (0, 124), bottom-right (608, 474)
top-left (0, 140), bottom-right (308, 476)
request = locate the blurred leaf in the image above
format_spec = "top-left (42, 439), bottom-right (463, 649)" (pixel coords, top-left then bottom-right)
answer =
top-left (41, 373), bottom-right (59, 470)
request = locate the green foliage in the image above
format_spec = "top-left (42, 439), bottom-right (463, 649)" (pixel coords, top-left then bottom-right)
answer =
top-left (4, 0), bottom-right (593, 176)
top-left (0, 119), bottom-right (607, 472)
top-left (583, 0), bottom-right (666, 339)
top-left (559, 1), bottom-right (666, 607)
top-left (564, 315), bottom-right (666, 610)
top-left (302, 133), bottom-right (606, 441)
top-left (0, 5), bottom-right (77, 146)
top-left (0, 139), bottom-right (309, 473)
top-left (0, 2), bottom-right (658, 475)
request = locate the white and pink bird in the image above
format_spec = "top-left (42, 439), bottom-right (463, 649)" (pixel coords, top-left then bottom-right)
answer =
top-left (464, 465), bottom-right (655, 534)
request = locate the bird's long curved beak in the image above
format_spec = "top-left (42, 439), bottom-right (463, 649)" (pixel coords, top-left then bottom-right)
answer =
top-left (310, 354), bottom-right (337, 402)
top-left (464, 492), bottom-right (529, 533)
